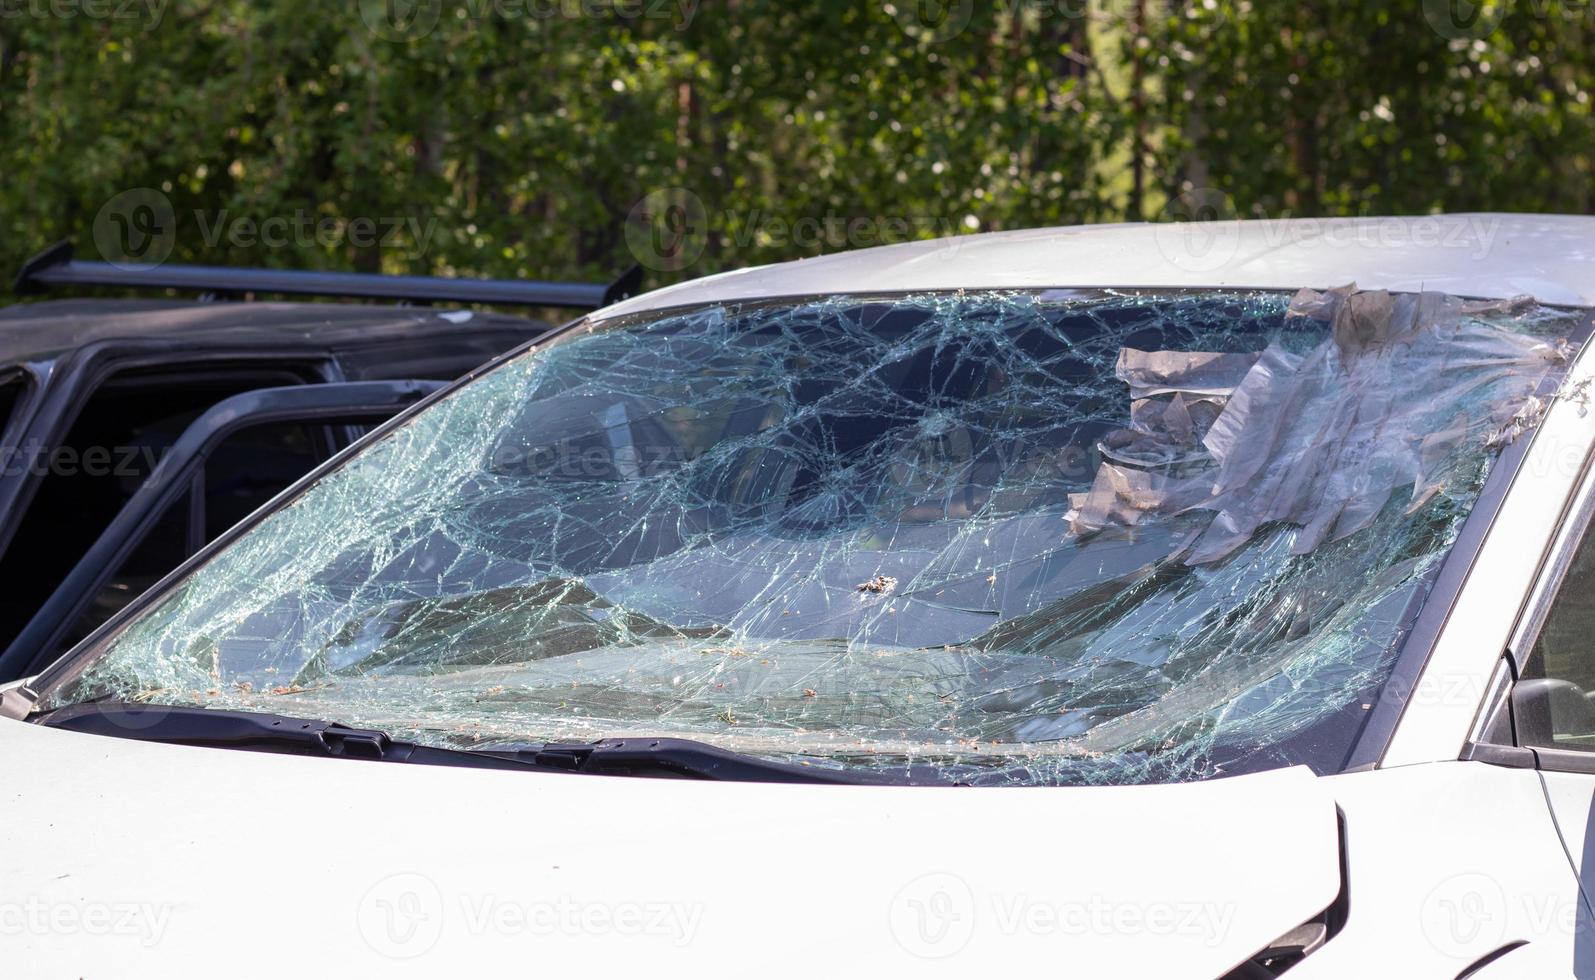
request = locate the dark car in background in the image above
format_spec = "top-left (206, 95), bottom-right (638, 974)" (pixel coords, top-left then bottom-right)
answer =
top-left (0, 243), bottom-right (636, 679)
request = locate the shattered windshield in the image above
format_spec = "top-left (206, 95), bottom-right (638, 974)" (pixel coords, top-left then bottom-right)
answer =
top-left (33, 288), bottom-right (1582, 785)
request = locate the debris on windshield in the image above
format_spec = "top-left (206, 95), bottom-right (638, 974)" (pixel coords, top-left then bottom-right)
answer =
top-left (1072, 285), bottom-right (1572, 562)
top-left (41, 288), bottom-right (1586, 787)
top-left (856, 575), bottom-right (898, 595)
top-left (1561, 374), bottom-right (1594, 417)
top-left (1486, 396), bottom-right (1548, 449)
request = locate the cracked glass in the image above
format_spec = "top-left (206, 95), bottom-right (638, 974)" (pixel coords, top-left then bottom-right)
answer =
top-left (33, 288), bottom-right (1584, 785)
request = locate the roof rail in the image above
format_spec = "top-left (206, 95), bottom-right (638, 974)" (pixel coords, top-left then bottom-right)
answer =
top-left (12, 241), bottom-right (643, 310)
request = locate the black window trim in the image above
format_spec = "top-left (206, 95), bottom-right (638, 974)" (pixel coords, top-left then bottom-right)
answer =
top-left (0, 344), bottom-right (338, 563)
top-left (0, 364), bottom-right (39, 462)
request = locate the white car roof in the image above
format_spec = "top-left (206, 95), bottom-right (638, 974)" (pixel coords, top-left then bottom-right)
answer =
top-left (598, 213), bottom-right (1595, 319)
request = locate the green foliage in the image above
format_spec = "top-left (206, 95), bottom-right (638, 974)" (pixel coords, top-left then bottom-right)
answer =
top-left (1153, 0), bottom-right (1594, 217)
top-left (0, 0), bottom-right (1589, 299)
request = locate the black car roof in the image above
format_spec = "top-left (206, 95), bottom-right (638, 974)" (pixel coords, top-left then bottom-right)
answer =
top-left (0, 298), bottom-right (551, 365)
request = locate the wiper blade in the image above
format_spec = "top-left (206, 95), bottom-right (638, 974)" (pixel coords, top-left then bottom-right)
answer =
top-left (34, 702), bottom-right (951, 785)
top-left (481, 738), bottom-right (954, 785)
top-left (37, 701), bottom-right (544, 775)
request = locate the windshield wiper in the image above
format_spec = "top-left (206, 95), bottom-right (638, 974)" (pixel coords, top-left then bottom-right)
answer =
top-left (34, 701), bottom-right (944, 785)
top-left (37, 701), bottom-right (547, 774)
top-left (474, 738), bottom-right (952, 784)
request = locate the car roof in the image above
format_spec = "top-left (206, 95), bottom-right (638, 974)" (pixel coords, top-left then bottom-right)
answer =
top-left (597, 213), bottom-right (1595, 320)
top-left (0, 298), bottom-right (548, 365)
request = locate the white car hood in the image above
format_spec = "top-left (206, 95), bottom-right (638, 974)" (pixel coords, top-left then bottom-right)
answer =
top-left (0, 718), bottom-right (1341, 978)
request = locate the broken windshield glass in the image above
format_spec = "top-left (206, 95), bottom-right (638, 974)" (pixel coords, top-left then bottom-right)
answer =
top-left (33, 288), bottom-right (1583, 785)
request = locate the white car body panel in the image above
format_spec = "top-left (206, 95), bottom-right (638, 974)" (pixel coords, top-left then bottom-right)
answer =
top-left (1300, 764), bottom-right (1590, 978)
top-left (6, 215), bottom-right (1595, 977)
top-left (4, 715), bottom-right (1589, 976)
top-left (597, 214), bottom-right (1595, 320)
top-left (0, 719), bottom-right (1338, 978)
top-left (1533, 770), bottom-right (1595, 960)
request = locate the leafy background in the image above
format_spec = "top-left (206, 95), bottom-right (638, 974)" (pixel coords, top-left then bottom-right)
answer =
top-left (0, 0), bottom-right (1589, 299)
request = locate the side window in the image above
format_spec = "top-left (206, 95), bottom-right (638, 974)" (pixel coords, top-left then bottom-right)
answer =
top-left (52, 421), bottom-right (336, 654)
top-left (0, 364), bottom-right (315, 644)
top-left (200, 421), bottom-right (329, 539)
top-left (0, 371), bottom-right (28, 440)
top-left (56, 491), bottom-right (194, 653)
top-left (1519, 523), bottom-right (1595, 753)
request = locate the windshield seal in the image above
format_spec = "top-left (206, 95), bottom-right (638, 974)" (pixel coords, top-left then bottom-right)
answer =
top-left (27, 289), bottom-right (1590, 785)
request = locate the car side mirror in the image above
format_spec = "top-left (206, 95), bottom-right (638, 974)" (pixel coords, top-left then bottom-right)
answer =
top-left (1512, 676), bottom-right (1595, 747)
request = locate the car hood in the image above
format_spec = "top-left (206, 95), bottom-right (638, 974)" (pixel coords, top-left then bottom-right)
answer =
top-left (0, 718), bottom-right (1340, 977)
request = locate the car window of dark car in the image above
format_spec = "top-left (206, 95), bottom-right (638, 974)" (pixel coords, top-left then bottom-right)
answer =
top-left (0, 363), bottom-right (318, 644)
top-left (0, 372), bottom-right (27, 440)
top-left (50, 420), bottom-right (339, 655)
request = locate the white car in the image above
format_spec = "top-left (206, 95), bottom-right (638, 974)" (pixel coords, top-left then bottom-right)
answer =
top-left (6, 214), bottom-right (1595, 979)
